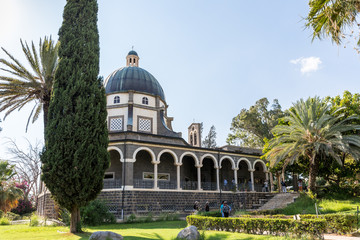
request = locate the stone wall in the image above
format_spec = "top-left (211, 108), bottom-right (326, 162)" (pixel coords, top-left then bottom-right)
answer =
top-left (98, 190), bottom-right (274, 219)
top-left (37, 193), bottom-right (58, 219)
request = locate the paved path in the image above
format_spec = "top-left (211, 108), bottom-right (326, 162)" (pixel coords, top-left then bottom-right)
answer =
top-left (324, 234), bottom-right (360, 240)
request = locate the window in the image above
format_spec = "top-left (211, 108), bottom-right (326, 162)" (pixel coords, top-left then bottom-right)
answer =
top-left (143, 172), bottom-right (170, 181)
top-left (190, 133), bottom-right (193, 145)
top-left (113, 96), bottom-right (120, 104)
top-left (194, 132), bottom-right (197, 145)
top-left (109, 116), bottom-right (123, 131)
top-left (104, 172), bottom-right (114, 180)
top-left (142, 97), bottom-right (149, 105)
top-left (138, 117), bottom-right (152, 132)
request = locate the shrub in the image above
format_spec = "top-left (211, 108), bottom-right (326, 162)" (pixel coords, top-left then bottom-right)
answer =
top-left (11, 198), bottom-right (36, 216)
top-left (29, 214), bottom-right (40, 227)
top-left (80, 200), bottom-right (116, 226)
top-left (5, 212), bottom-right (20, 221)
top-left (0, 217), bottom-right (10, 225)
top-left (301, 214), bottom-right (357, 234)
top-left (0, 210), bottom-right (3, 218)
top-left (59, 208), bottom-right (70, 226)
top-left (196, 210), bottom-right (222, 217)
top-left (126, 214), bottom-right (136, 223)
top-left (186, 215), bottom-right (326, 239)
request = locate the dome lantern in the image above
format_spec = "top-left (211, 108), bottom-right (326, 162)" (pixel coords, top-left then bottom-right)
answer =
top-left (126, 49), bottom-right (139, 67)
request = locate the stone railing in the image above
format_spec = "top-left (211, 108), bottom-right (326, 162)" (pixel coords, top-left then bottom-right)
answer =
top-left (103, 179), bottom-right (122, 189)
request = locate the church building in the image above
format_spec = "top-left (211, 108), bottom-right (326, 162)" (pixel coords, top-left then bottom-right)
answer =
top-left (38, 50), bottom-right (272, 219)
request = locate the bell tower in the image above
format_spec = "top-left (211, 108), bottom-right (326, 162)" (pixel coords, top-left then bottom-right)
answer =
top-left (188, 123), bottom-right (201, 147)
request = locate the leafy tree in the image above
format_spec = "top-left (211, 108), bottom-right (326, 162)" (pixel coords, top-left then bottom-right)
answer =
top-left (41, 0), bottom-right (109, 233)
top-left (202, 125), bottom-right (217, 148)
top-left (0, 37), bottom-right (59, 131)
top-left (305, 0), bottom-right (360, 48)
top-left (227, 98), bottom-right (284, 148)
top-left (0, 161), bottom-right (23, 213)
top-left (265, 96), bottom-right (360, 192)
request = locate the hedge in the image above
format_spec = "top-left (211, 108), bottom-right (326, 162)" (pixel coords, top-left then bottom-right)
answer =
top-left (301, 214), bottom-right (357, 234)
top-left (187, 215), bottom-right (326, 239)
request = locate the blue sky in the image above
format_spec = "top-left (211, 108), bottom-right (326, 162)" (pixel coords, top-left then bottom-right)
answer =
top-left (1, 0), bottom-right (360, 158)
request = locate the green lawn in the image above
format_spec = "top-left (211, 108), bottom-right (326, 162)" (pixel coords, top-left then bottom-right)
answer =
top-left (0, 221), bottom-right (286, 240)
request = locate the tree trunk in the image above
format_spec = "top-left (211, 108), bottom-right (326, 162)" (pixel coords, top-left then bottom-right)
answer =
top-left (276, 173), bottom-right (281, 193)
top-left (308, 157), bottom-right (319, 192)
top-left (43, 102), bottom-right (49, 136)
top-left (70, 206), bottom-right (81, 233)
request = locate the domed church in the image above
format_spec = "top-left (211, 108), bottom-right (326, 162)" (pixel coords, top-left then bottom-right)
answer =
top-left (38, 50), bottom-right (273, 219)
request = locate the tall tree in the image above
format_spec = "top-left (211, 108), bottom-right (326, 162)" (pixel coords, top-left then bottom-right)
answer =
top-left (227, 98), bottom-right (284, 148)
top-left (0, 37), bottom-right (59, 131)
top-left (306, 0), bottom-right (360, 49)
top-left (265, 97), bottom-right (360, 192)
top-left (0, 160), bottom-right (23, 213)
top-left (41, 0), bottom-right (109, 233)
top-left (202, 125), bottom-right (217, 148)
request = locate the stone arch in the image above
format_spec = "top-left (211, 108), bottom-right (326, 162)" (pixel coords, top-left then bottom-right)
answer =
top-left (200, 154), bottom-right (218, 168)
top-left (107, 146), bottom-right (123, 161)
top-left (219, 156), bottom-right (235, 169)
top-left (157, 149), bottom-right (178, 164)
top-left (253, 159), bottom-right (267, 172)
top-left (237, 157), bottom-right (252, 170)
top-left (132, 147), bottom-right (156, 163)
top-left (179, 152), bottom-right (199, 166)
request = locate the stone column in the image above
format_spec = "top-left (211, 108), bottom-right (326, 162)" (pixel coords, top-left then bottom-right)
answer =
top-left (233, 168), bottom-right (238, 191)
top-left (176, 164), bottom-right (182, 190)
top-left (197, 165), bottom-right (202, 191)
top-left (250, 169), bottom-right (255, 192)
top-left (153, 162), bottom-right (159, 189)
top-left (216, 167), bottom-right (220, 191)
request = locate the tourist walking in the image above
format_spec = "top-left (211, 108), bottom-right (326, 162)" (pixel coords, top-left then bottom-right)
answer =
top-left (222, 201), bottom-right (231, 217)
top-left (205, 201), bottom-right (210, 212)
top-left (193, 201), bottom-right (199, 212)
top-left (298, 179), bottom-right (303, 192)
top-left (223, 179), bottom-right (228, 190)
top-left (264, 180), bottom-right (269, 192)
top-left (281, 180), bottom-right (287, 193)
top-left (220, 200), bottom-right (224, 217)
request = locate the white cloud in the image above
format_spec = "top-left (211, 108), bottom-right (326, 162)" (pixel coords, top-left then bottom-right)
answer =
top-left (290, 57), bottom-right (322, 74)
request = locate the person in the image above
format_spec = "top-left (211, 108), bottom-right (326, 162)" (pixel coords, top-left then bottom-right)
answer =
top-left (298, 179), bottom-right (303, 192)
top-left (193, 201), bottom-right (199, 212)
top-left (264, 180), bottom-right (269, 192)
top-left (281, 179), bottom-right (287, 193)
top-left (220, 200), bottom-right (224, 217)
top-left (231, 178), bottom-right (235, 190)
top-left (222, 201), bottom-right (231, 217)
top-left (248, 179), bottom-right (252, 191)
top-left (223, 179), bottom-right (228, 190)
top-left (205, 201), bottom-right (210, 212)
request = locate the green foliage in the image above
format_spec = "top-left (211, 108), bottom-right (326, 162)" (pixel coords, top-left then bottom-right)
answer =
top-left (301, 214), bottom-right (357, 234)
top-left (265, 96), bottom-right (360, 191)
top-left (186, 215), bottom-right (326, 238)
top-left (0, 209), bottom-right (3, 218)
top-left (126, 214), bottom-right (136, 223)
top-left (202, 125), bottom-right (217, 148)
top-left (227, 98), bottom-right (284, 148)
top-left (80, 200), bottom-right (115, 226)
top-left (58, 208), bottom-right (70, 226)
top-left (5, 212), bottom-right (20, 221)
top-left (40, 0), bottom-right (109, 233)
top-left (29, 214), bottom-right (40, 227)
top-left (196, 210), bottom-right (222, 217)
top-left (0, 36), bottom-right (59, 131)
top-left (305, 0), bottom-right (360, 48)
top-left (0, 217), bottom-right (10, 225)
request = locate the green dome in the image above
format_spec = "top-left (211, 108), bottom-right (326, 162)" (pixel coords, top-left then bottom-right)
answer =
top-left (104, 66), bottom-right (165, 101)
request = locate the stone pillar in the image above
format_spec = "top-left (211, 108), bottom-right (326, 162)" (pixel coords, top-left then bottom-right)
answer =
top-left (216, 167), bottom-right (220, 191)
top-left (233, 168), bottom-right (238, 191)
top-left (250, 169), bottom-right (255, 192)
top-left (176, 164), bottom-right (182, 190)
top-left (197, 165), bottom-right (202, 191)
top-left (270, 172), bottom-right (274, 192)
top-left (153, 162), bottom-right (158, 189)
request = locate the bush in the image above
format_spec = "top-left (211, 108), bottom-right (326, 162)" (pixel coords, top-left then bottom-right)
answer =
top-left (0, 217), bottom-right (10, 225)
top-left (126, 214), bottom-right (136, 223)
top-left (5, 212), bottom-right (20, 221)
top-left (196, 211), bottom-right (222, 217)
top-left (301, 214), bottom-right (357, 234)
top-left (11, 198), bottom-right (35, 216)
top-left (186, 215), bottom-right (326, 239)
top-left (29, 214), bottom-right (40, 227)
top-left (80, 200), bottom-right (116, 226)
top-left (0, 210), bottom-right (3, 218)
top-left (58, 208), bottom-right (70, 226)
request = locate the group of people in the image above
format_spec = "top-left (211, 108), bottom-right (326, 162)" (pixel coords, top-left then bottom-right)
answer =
top-left (193, 200), bottom-right (232, 218)
top-left (280, 179), bottom-right (307, 193)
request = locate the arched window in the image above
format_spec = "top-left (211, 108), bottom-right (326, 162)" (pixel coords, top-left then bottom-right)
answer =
top-left (190, 133), bottom-right (193, 145)
top-left (194, 132), bottom-right (197, 145)
top-left (114, 96), bottom-right (120, 104)
top-left (142, 97), bottom-right (149, 105)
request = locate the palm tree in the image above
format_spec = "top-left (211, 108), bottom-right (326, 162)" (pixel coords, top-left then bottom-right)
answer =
top-left (0, 36), bottom-right (59, 132)
top-left (0, 161), bottom-right (23, 213)
top-left (306, 0), bottom-right (360, 46)
top-left (265, 97), bottom-right (360, 192)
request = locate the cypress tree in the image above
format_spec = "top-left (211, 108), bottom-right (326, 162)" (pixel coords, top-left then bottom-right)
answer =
top-left (41, 0), bottom-right (109, 233)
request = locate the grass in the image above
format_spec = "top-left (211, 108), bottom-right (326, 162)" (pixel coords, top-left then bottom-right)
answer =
top-left (280, 193), bottom-right (360, 215)
top-left (0, 220), bottom-right (288, 240)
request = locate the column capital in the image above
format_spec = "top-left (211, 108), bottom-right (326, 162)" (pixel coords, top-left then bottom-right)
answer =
top-left (196, 164), bottom-right (203, 168)
top-left (151, 160), bottom-right (160, 165)
top-left (232, 168), bottom-right (239, 171)
top-left (175, 163), bottom-right (182, 166)
top-left (249, 169), bottom-right (255, 172)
